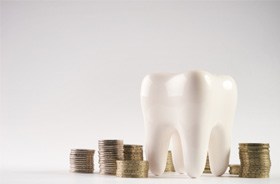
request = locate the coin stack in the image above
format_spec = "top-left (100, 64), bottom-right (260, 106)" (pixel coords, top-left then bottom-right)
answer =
top-left (203, 154), bottom-right (211, 173)
top-left (239, 143), bottom-right (271, 178)
top-left (165, 150), bottom-right (175, 172)
top-left (229, 164), bottom-right (240, 175)
top-left (98, 140), bottom-right (124, 175)
top-left (69, 149), bottom-right (95, 173)
top-left (123, 144), bottom-right (143, 160)
top-left (116, 160), bottom-right (149, 178)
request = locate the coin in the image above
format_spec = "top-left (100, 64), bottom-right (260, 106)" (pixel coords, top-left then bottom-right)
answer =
top-left (98, 139), bottom-right (124, 175)
top-left (238, 143), bottom-right (271, 178)
top-left (116, 160), bottom-right (149, 178)
top-left (69, 149), bottom-right (95, 173)
top-left (123, 144), bottom-right (143, 161)
top-left (229, 164), bottom-right (240, 175)
top-left (165, 150), bottom-right (175, 172)
top-left (203, 154), bottom-right (211, 174)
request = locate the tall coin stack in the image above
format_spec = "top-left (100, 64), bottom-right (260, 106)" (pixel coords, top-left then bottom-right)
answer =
top-left (203, 154), bottom-right (211, 173)
top-left (123, 144), bottom-right (143, 160)
top-left (165, 150), bottom-right (175, 172)
top-left (98, 140), bottom-right (124, 175)
top-left (70, 149), bottom-right (95, 173)
top-left (116, 160), bottom-right (149, 178)
top-left (239, 143), bottom-right (271, 178)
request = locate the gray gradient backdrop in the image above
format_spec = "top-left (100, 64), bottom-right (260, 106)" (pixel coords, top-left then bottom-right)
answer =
top-left (1, 1), bottom-right (280, 175)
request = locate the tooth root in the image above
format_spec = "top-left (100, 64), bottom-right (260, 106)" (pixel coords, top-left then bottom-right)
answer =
top-left (180, 123), bottom-right (211, 178)
top-left (170, 131), bottom-right (185, 174)
top-left (208, 125), bottom-right (231, 176)
top-left (146, 124), bottom-right (173, 176)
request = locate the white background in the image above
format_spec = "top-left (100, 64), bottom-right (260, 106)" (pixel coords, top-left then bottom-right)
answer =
top-left (1, 1), bottom-right (280, 183)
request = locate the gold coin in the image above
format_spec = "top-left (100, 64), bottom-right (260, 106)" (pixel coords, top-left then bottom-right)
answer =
top-left (165, 151), bottom-right (175, 172)
top-left (238, 143), bottom-right (271, 178)
top-left (203, 154), bottom-right (211, 174)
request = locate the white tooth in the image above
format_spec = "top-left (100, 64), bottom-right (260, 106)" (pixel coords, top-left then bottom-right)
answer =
top-left (144, 124), bottom-right (174, 175)
top-left (208, 125), bottom-right (232, 176)
top-left (170, 132), bottom-right (185, 174)
top-left (141, 70), bottom-right (237, 178)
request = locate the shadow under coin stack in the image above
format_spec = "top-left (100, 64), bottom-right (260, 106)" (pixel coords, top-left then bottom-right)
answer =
top-left (164, 150), bottom-right (175, 172)
top-left (203, 154), bottom-right (211, 173)
top-left (98, 140), bottom-right (124, 175)
top-left (70, 149), bottom-right (95, 173)
top-left (239, 143), bottom-right (271, 178)
top-left (116, 144), bottom-right (149, 178)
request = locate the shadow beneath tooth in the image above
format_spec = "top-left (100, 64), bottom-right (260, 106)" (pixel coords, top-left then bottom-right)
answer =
top-left (148, 173), bottom-right (245, 179)
top-left (148, 173), bottom-right (188, 179)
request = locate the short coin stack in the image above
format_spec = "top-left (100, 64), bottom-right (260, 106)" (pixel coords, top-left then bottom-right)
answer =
top-left (239, 143), bottom-right (271, 178)
top-left (116, 160), bottom-right (149, 178)
top-left (70, 149), bottom-right (95, 173)
top-left (123, 144), bottom-right (143, 160)
top-left (229, 164), bottom-right (240, 175)
top-left (98, 140), bottom-right (124, 175)
top-left (165, 150), bottom-right (175, 172)
top-left (203, 154), bottom-right (211, 173)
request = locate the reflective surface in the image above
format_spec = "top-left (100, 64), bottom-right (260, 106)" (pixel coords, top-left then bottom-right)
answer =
top-left (1, 170), bottom-right (278, 184)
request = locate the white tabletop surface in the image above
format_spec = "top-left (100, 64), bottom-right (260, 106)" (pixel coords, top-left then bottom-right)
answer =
top-left (1, 170), bottom-right (280, 184)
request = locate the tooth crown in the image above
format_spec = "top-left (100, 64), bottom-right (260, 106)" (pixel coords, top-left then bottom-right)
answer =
top-left (141, 70), bottom-right (238, 178)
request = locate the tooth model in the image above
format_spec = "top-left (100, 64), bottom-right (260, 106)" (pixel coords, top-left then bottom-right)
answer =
top-left (141, 70), bottom-right (238, 178)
